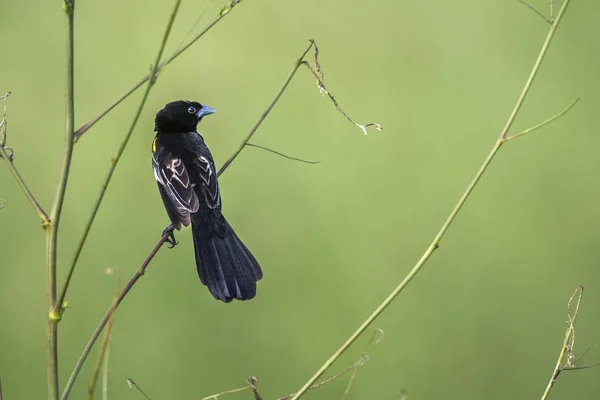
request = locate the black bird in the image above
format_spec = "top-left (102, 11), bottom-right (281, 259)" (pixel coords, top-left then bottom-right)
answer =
top-left (152, 100), bottom-right (262, 302)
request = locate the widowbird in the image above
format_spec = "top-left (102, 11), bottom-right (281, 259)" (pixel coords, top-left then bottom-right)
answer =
top-left (151, 100), bottom-right (262, 302)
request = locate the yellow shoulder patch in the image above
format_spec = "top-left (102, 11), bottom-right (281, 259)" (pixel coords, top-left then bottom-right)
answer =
top-left (152, 137), bottom-right (157, 153)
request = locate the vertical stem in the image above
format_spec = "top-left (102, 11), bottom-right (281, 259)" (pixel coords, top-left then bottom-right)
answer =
top-left (46, 1), bottom-right (75, 398)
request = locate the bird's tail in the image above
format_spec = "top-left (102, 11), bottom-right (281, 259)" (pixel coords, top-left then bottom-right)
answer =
top-left (191, 217), bottom-right (262, 302)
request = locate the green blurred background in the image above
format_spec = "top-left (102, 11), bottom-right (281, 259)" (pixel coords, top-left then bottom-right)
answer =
top-left (1, 0), bottom-right (599, 398)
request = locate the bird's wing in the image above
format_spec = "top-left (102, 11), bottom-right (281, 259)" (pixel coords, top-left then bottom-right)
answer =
top-left (197, 155), bottom-right (221, 211)
top-left (152, 145), bottom-right (200, 227)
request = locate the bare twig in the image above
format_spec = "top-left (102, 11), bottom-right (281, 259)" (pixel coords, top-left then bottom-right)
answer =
top-left (303, 40), bottom-right (383, 136)
top-left (0, 91), bottom-right (10, 146)
top-left (102, 338), bottom-right (111, 400)
top-left (504, 98), bottom-right (579, 141)
top-left (540, 286), bottom-right (584, 400)
top-left (277, 357), bottom-right (369, 400)
top-left (0, 376), bottom-right (3, 400)
top-left (341, 329), bottom-right (383, 400)
top-left (88, 269), bottom-right (120, 400)
top-left (73, 0), bottom-right (246, 141)
top-left (201, 383), bottom-right (252, 400)
top-left (248, 376), bottom-right (261, 400)
top-left (574, 344), bottom-right (599, 362)
top-left (54, 0), bottom-right (183, 321)
top-left (127, 379), bottom-right (153, 400)
top-left (217, 40), bottom-right (317, 175)
top-left (246, 143), bottom-right (324, 164)
top-left (562, 363), bottom-right (600, 371)
top-left (518, 0), bottom-right (552, 24)
top-left (289, 1), bottom-right (574, 398)
top-left (0, 91), bottom-right (49, 221)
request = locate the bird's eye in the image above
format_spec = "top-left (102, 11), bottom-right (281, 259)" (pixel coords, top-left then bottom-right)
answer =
top-left (187, 107), bottom-right (197, 114)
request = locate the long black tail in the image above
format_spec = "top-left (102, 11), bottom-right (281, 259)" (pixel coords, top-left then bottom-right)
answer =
top-left (191, 216), bottom-right (262, 302)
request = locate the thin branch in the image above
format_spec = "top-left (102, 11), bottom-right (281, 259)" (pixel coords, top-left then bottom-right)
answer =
top-left (518, 0), bottom-right (552, 24)
top-left (88, 269), bottom-right (120, 400)
top-left (0, 91), bottom-right (11, 147)
top-left (246, 143), bottom-right (324, 164)
top-left (540, 286), bottom-right (584, 400)
top-left (101, 333), bottom-right (111, 400)
top-left (248, 376), bottom-right (261, 400)
top-left (276, 357), bottom-right (369, 400)
top-left (341, 363), bottom-right (361, 400)
top-left (217, 40), bottom-right (317, 175)
top-left (0, 92), bottom-right (49, 221)
top-left (288, 1), bottom-right (574, 398)
top-left (0, 147), bottom-right (49, 221)
top-left (54, 0), bottom-right (183, 320)
top-left (61, 232), bottom-right (171, 400)
top-left (73, 0), bottom-right (246, 142)
top-left (302, 41), bottom-right (383, 136)
top-left (341, 329), bottom-right (383, 400)
top-left (575, 344), bottom-right (599, 362)
top-left (0, 376), bottom-right (3, 400)
top-left (201, 383), bottom-right (252, 400)
top-left (500, 0), bottom-right (570, 140)
top-left (504, 98), bottom-right (579, 142)
top-left (562, 363), bottom-right (600, 371)
top-left (127, 379), bottom-right (152, 400)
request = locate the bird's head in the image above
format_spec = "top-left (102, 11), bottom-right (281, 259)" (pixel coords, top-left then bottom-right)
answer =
top-left (154, 100), bottom-right (216, 133)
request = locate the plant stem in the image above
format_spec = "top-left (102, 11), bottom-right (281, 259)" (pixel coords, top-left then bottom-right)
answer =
top-left (217, 41), bottom-right (315, 175)
top-left (45, 2), bottom-right (75, 398)
top-left (499, 0), bottom-right (570, 140)
top-left (87, 272), bottom-right (119, 400)
top-left (0, 146), bottom-right (49, 222)
top-left (61, 231), bottom-right (171, 400)
top-left (289, 1), bottom-right (573, 398)
top-left (540, 286), bottom-right (584, 400)
top-left (73, 0), bottom-right (246, 142)
top-left (505, 98), bottom-right (579, 142)
top-left (53, 0), bottom-right (183, 319)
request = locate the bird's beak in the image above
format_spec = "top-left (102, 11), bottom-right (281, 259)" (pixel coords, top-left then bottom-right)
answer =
top-left (197, 105), bottom-right (216, 118)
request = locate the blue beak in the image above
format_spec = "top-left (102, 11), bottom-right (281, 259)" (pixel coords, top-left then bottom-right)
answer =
top-left (197, 105), bottom-right (216, 118)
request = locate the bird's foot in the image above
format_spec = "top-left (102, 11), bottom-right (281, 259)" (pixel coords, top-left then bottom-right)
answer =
top-left (162, 224), bottom-right (178, 248)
